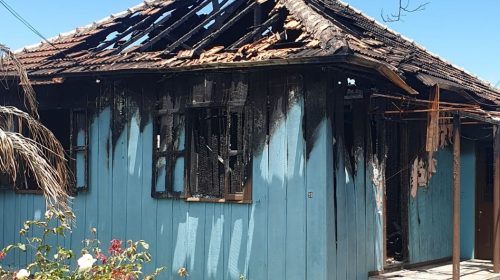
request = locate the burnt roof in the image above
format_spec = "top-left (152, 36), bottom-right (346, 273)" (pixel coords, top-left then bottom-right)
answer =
top-left (5, 0), bottom-right (500, 104)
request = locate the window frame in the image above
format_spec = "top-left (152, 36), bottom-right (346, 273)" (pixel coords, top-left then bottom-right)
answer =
top-left (152, 105), bottom-right (186, 199)
top-left (184, 102), bottom-right (252, 203)
top-left (70, 108), bottom-right (89, 193)
top-left (7, 107), bottom-right (89, 195)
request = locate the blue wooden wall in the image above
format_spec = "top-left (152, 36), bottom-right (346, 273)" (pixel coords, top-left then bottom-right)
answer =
top-left (408, 141), bottom-right (476, 264)
top-left (0, 71), bottom-right (386, 279)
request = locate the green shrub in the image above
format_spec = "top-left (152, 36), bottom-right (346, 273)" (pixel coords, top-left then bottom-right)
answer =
top-left (0, 207), bottom-right (164, 280)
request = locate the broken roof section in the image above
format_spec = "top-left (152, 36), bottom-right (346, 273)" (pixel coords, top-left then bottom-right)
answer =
top-left (7, 0), bottom-right (500, 105)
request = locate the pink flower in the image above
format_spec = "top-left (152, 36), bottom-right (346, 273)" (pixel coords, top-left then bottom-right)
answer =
top-left (108, 239), bottom-right (123, 256)
top-left (0, 250), bottom-right (6, 260)
top-left (96, 252), bottom-right (107, 264)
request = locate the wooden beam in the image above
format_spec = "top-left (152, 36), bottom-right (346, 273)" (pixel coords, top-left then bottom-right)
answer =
top-left (452, 113), bottom-right (461, 280)
top-left (493, 125), bottom-right (500, 272)
top-left (162, 0), bottom-right (241, 54)
top-left (229, 12), bottom-right (281, 50)
top-left (459, 111), bottom-right (500, 125)
top-left (139, 0), bottom-right (215, 51)
top-left (115, 1), bottom-right (198, 52)
top-left (191, 1), bottom-right (257, 54)
top-left (92, 5), bottom-right (175, 52)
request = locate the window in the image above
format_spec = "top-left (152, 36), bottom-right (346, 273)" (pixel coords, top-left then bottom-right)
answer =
top-left (70, 108), bottom-right (89, 191)
top-left (11, 109), bottom-right (71, 193)
top-left (152, 102), bottom-right (186, 199)
top-left (1, 108), bottom-right (89, 194)
top-left (153, 103), bottom-right (252, 202)
top-left (185, 105), bottom-right (252, 202)
top-left (152, 73), bottom-right (253, 203)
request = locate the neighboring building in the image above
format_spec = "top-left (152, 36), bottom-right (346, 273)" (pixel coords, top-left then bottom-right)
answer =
top-left (1, 0), bottom-right (499, 279)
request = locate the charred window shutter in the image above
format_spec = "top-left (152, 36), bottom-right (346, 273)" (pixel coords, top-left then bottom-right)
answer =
top-left (152, 96), bottom-right (185, 199)
top-left (187, 105), bottom-right (252, 202)
top-left (71, 108), bottom-right (89, 192)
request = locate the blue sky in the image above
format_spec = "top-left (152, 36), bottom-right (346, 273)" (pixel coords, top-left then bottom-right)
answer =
top-left (0, 0), bottom-right (499, 86)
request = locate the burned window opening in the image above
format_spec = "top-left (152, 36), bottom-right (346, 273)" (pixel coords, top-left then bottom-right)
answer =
top-left (0, 107), bottom-right (89, 194)
top-left (152, 94), bottom-right (186, 199)
top-left (70, 108), bottom-right (89, 192)
top-left (187, 105), bottom-right (251, 201)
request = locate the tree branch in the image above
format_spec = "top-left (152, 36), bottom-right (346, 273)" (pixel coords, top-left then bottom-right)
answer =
top-left (381, 0), bottom-right (429, 22)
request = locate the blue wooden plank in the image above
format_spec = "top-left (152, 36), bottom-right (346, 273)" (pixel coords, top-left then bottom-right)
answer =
top-left (96, 108), bottom-right (113, 246)
top-left (247, 73), bottom-right (269, 280)
top-left (248, 147), bottom-right (269, 280)
top-left (267, 74), bottom-right (287, 279)
top-left (155, 200), bottom-right (171, 277)
top-left (267, 115), bottom-right (287, 279)
top-left (26, 195), bottom-right (34, 265)
top-left (171, 200), bottom-right (188, 279)
top-left (306, 121), bottom-right (330, 280)
top-left (126, 110), bottom-right (143, 241)
top-left (71, 188), bottom-right (87, 256)
top-left (372, 161), bottom-right (385, 271)
top-left (222, 203), bottom-right (232, 280)
top-left (408, 184), bottom-right (419, 263)
top-left (324, 120), bottom-right (337, 280)
top-left (354, 151), bottom-right (367, 279)
top-left (285, 92), bottom-right (306, 280)
top-left (111, 111), bottom-right (128, 241)
top-left (13, 192), bottom-right (21, 267)
top-left (19, 195), bottom-right (29, 267)
top-left (205, 203), bottom-right (224, 280)
top-left (335, 128), bottom-right (348, 279)
top-left (365, 156), bottom-right (376, 271)
top-left (141, 117), bottom-right (160, 274)
top-left (366, 156), bottom-right (384, 271)
top-left (430, 151), bottom-right (442, 260)
top-left (345, 162), bottom-right (357, 279)
top-left (229, 204), bottom-right (249, 279)
top-left (84, 108), bottom-right (100, 244)
top-left (408, 148), bottom-right (454, 263)
top-left (203, 203), bottom-right (215, 280)
top-left (1, 192), bottom-right (14, 268)
top-left (186, 203), bottom-right (206, 279)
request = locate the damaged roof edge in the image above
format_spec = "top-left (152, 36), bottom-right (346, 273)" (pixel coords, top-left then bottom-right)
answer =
top-left (11, 53), bottom-right (417, 95)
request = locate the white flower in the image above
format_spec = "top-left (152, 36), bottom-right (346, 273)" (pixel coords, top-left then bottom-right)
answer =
top-left (77, 253), bottom-right (96, 272)
top-left (16, 269), bottom-right (30, 280)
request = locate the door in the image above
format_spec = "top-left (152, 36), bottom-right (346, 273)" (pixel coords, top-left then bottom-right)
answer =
top-left (475, 143), bottom-right (494, 260)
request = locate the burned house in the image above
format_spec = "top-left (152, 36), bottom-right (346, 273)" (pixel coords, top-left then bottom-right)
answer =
top-left (1, 0), bottom-right (499, 279)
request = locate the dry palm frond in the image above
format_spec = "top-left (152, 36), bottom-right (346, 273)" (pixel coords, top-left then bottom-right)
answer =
top-left (0, 44), bottom-right (70, 212)
top-left (0, 105), bottom-right (70, 187)
top-left (0, 44), bottom-right (38, 118)
top-left (0, 130), bottom-right (69, 210)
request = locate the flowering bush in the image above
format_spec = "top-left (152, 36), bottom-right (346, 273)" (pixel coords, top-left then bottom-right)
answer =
top-left (0, 207), bottom-right (164, 279)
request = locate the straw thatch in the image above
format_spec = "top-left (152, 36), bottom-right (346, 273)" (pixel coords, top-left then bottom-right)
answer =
top-left (0, 44), bottom-right (70, 211)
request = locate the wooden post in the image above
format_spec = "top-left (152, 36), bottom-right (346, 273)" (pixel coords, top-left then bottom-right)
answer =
top-left (493, 125), bottom-right (500, 272)
top-left (452, 114), bottom-right (461, 280)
